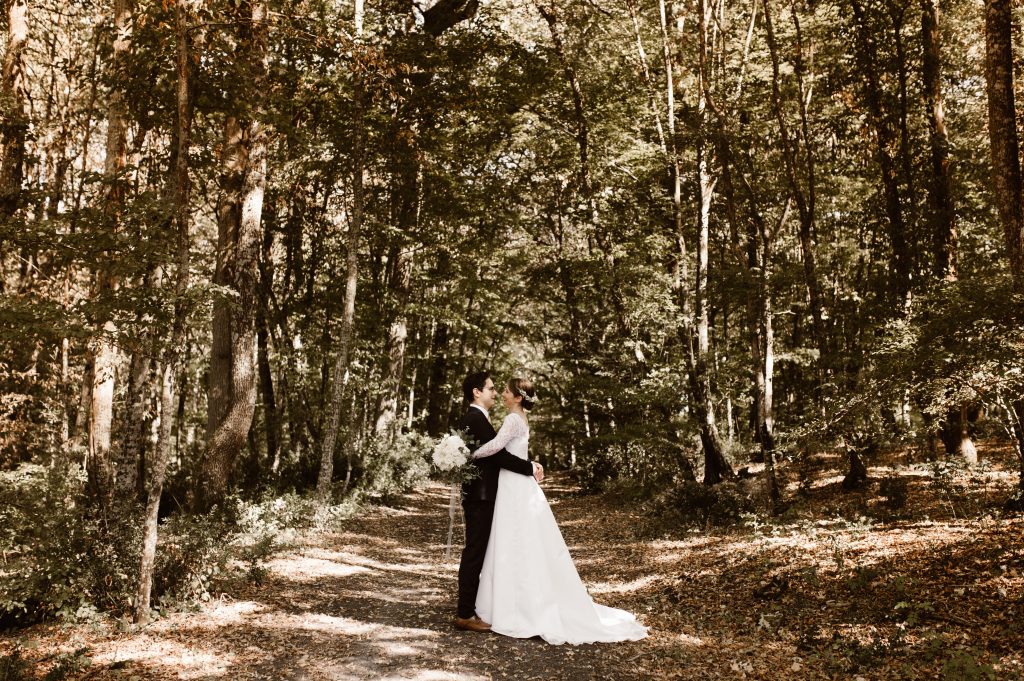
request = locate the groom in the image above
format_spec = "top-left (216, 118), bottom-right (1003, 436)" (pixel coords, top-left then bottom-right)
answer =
top-left (454, 370), bottom-right (543, 633)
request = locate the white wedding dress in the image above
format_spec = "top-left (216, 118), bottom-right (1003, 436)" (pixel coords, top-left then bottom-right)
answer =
top-left (471, 412), bottom-right (648, 645)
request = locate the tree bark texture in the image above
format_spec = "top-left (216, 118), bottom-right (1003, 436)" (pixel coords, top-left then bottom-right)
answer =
top-left (0, 0), bottom-right (29, 224)
top-left (88, 0), bottom-right (134, 506)
top-left (921, 0), bottom-right (957, 281)
top-left (196, 0), bottom-right (267, 513)
top-left (984, 0), bottom-right (1024, 287)
top-left (134, 0), bottom-right (193, 622)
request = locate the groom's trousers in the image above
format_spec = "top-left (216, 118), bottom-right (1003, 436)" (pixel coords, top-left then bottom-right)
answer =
top-left (457, 500), bottom-right (495, 619)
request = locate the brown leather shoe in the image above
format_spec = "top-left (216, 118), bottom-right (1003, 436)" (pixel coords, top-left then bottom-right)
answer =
top-left (454, 615), bottom-right (492, 632)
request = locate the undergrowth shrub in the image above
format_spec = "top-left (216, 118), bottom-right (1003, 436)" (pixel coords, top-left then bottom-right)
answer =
top-left (576, 439), bottom-right (694, 495)
top-left (0, 464), bottom-right (360, 625)
top-left (646, 479), bottom-right (755, 530)
top-left (357, 431), bottom-right (432, 504)
top-left (0, 463), bottom-right (141, 623)
top-left (878, 474), bottom-right (909, 510)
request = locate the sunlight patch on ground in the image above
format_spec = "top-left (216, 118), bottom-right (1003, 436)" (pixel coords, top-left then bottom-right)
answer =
top-left (91, 637), bottom-right (233, 678)
top-left (258, 612), bottom-right (441, 644)
top-left (589, 574), bottom-right (661, 594)
top-left (677, 632), bottom-right (705, 647)
top-left (318, 551), bottom-right (448, 577)
top-left (203, 599), bottom-right (265, 623)
top-left (392, 671), bottom-right (490, 681)
top-left (316, 662), bottom-right (489, 681)
top-left (267, 555), bottom-right (374, 581)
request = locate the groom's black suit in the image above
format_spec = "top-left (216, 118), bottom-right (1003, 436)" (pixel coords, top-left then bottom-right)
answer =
top-left (456, 405), bottom-right (535, 620)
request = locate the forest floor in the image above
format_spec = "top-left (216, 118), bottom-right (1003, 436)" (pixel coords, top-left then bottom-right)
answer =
top-left (2, 440), bottom-right (1024, 680)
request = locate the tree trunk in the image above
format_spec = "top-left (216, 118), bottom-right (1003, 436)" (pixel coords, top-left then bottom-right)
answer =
top-left (195, 0), bottom-right (267, 513)
top-left (851, 0), bottom-right (912, 307)
top-left (984, 0), bottom-right (1024, 288)
top-left (0, 0), bottom-right (29, 226)
top-left (428, 254), bottom-right (452, 436)
top-left (841, 447), bottom-right (869, 490)
top-left (115, 345), bottom-right (152, 499)
top-left (374, 243), bottom-right (414, 440)
top-left (762, 0), bottom-right (825, 352)
top-left (257, 224), bottom-right (280, 477)
top-left (318, 1), bottom-right (365, 496)
top-left (693, 0), bottom-right (732, 486)
top-left (921, 0), bottom-right (957, 280)
top-left (941, 404), bottom-right (977, 464)
top-left (88, 0), bottom-right (134, 507)
top-left (134, 0), bottom-right (193, 622)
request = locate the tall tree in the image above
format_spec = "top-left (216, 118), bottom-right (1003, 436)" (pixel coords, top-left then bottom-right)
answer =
top-left (850, 0), bottom-right (913, 308)
top-left (318, 0), bottom-right (366, 496)
top-left (922, 0), bottom-right (956, 281)
top-left (984, 0), bottom-right (1024, 287)
top-left (762, 0), bottom-right (825, 355)
top-left (134, 0), bottom-right (195, 622)
top-left (194, 0), bottom-right (268, 512)
top-left (88, 0), bottom-right (134, 506)
top-left (691, 0), bottom-right (732, 485)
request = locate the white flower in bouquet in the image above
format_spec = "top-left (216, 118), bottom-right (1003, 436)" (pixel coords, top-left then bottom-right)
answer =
top-left (432, 433), bottom-right (470, 472)
top-left (430, 432), bottom-right (475, 560)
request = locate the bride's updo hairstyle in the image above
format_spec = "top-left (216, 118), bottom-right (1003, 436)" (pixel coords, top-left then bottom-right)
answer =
top-left (508, 377), bottom-right (538, 411)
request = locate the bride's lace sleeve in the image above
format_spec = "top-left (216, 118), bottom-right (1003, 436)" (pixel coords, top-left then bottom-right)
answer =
top-left (471, 414), bottom-right (528, 459)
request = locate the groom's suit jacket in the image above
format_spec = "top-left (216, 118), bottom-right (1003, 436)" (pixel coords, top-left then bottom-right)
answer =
top-left (459, 406), bottom-right (535, 504)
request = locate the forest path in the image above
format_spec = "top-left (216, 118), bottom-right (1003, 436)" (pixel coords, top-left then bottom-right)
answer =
top-left (22, 478), bottom-right (684, 680)
top-left (10, 463), bottom-right (1024, 679)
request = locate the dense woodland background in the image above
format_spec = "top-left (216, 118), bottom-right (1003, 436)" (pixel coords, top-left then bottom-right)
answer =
top-left (2, 0), bottom-right (1024, 635)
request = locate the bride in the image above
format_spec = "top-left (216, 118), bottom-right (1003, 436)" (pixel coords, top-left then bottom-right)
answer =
top-left (469, 377), bottom-right (648, 645)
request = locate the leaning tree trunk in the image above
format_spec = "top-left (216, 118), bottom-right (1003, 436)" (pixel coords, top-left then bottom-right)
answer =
top-left (318, 0), bottom-right (365, 496)
top-left (194, 0), bottom-right (267, 513)
top-left (88, 0), bottom-right (134, 508)
top-left (133, 0), bottom-right (194, 623)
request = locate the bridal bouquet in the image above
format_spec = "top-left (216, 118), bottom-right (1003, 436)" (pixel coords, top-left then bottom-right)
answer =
top-left (432, 433), bottom-right (468, 473)
top-left (430, 432), bottom-right (477, 558)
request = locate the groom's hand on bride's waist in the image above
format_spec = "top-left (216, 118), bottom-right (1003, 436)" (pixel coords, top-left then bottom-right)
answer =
top-left (532, 462), bottom-right (544, 482)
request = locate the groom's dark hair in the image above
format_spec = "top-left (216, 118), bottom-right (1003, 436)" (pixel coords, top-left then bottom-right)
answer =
top-left (463, 370), bottom-right (490, 404)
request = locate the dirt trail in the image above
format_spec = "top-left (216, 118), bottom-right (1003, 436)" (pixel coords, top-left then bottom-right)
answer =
top-left (10, 480), bottom-right (666, 680)
top-left (10, 465), bottom-right (1024, 680)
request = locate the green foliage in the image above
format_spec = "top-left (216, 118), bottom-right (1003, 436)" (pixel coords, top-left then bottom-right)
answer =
top-left (647, 480), bottom-right (754, 530)
top-left (0, 463), bottom-right (357, 623)
top-left (355, 431), bottom-right (432, 505)
top-left (878, 474), bottom-right (910, 510)
top-left (941, 648), bottom-right (998, 681)
top-left (0, 464), bottom-right (141, 623)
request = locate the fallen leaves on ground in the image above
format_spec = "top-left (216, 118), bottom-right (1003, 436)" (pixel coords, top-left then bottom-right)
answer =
top-left (2, 442), bottom-right (1022, 679)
